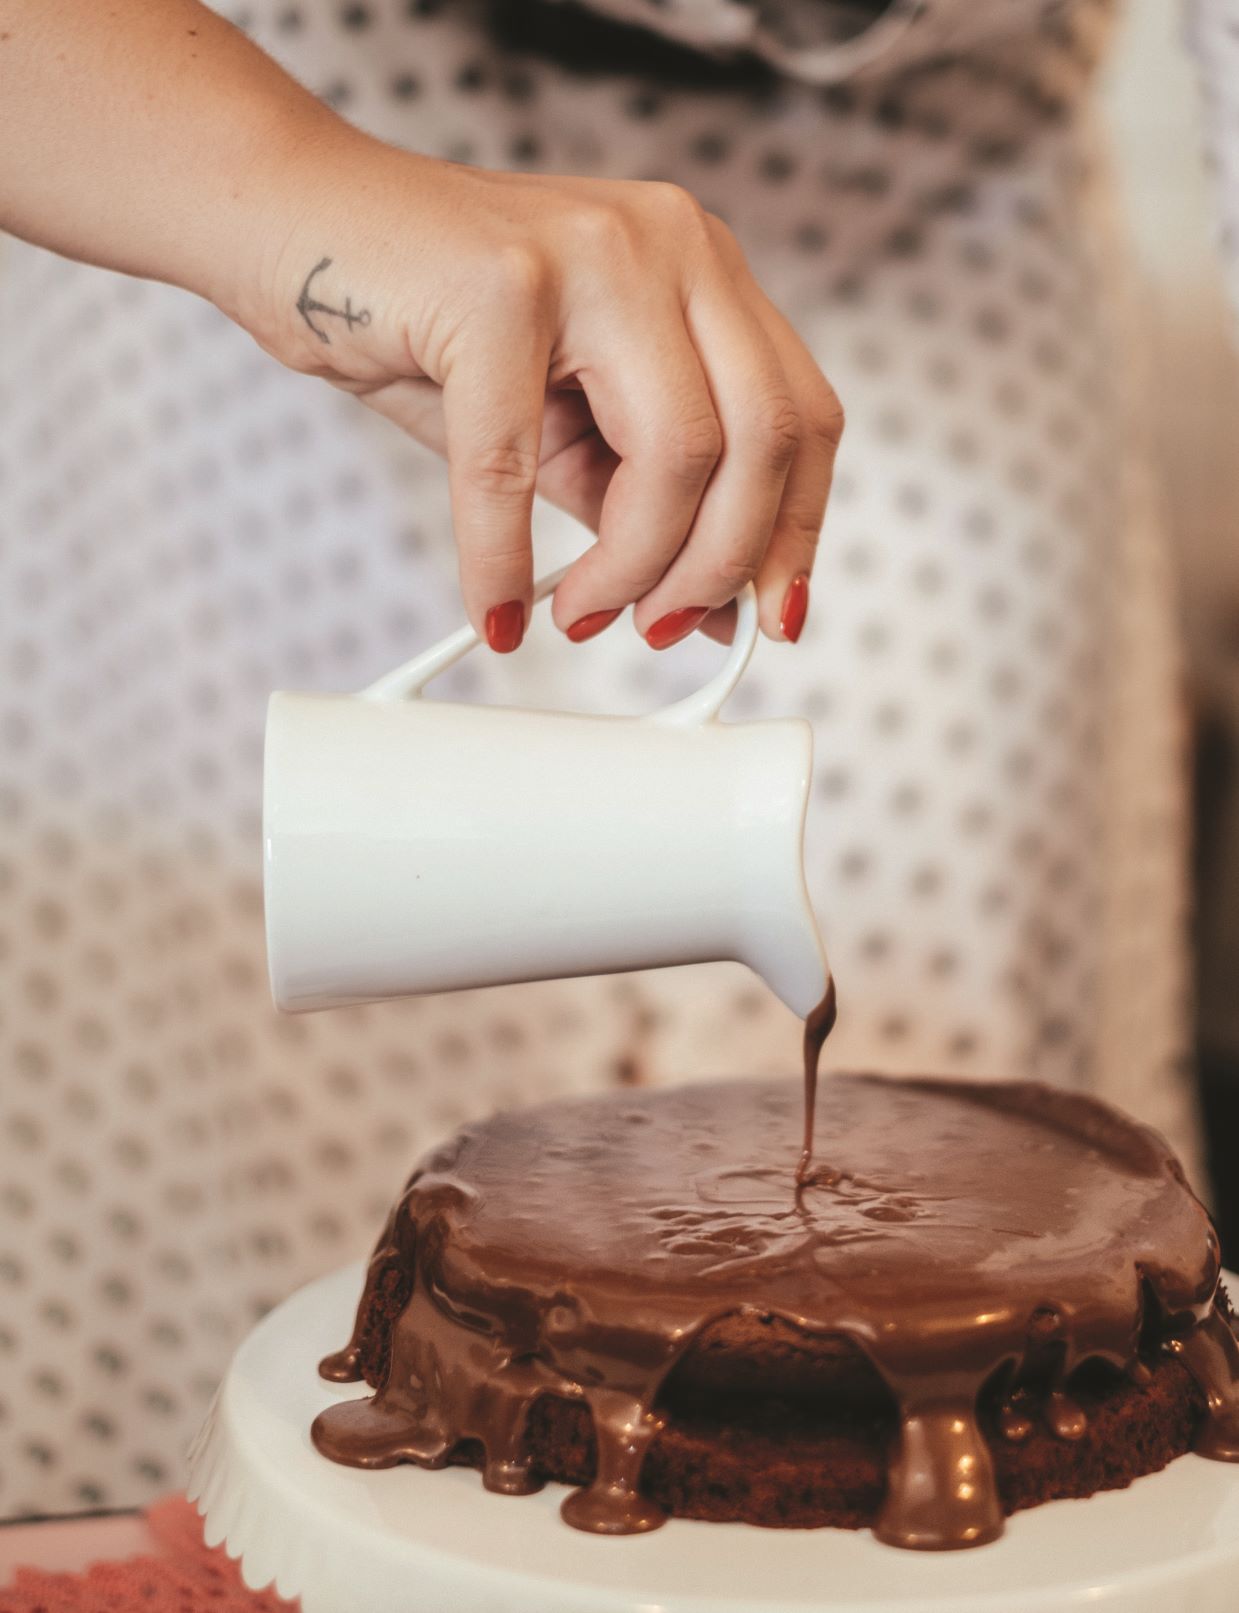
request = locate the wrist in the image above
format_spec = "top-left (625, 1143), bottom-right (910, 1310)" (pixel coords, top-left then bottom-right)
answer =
top-left (204, 106), bottom-right (361, 355)
top-left (220, 123), bottom-right (445, 382)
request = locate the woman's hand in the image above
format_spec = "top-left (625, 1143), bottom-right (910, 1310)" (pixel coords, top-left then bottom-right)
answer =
top-left (244, 140), bottom-right (844, 651)
top-left (0, 0), bottom-right (841, 651)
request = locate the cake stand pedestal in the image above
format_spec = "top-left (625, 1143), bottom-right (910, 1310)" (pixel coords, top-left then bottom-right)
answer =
top-left (188, 1263), bottom-right (1239, 1613)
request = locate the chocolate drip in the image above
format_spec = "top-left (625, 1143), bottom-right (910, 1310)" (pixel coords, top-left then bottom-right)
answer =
top-left (318, 1343), bottom-right (362, 1382)
top-left (318, 1204), bottom-right (404, 1382)
top-left (314, 1076), bottom-right (1239, 1550)
top-left (1168, 1310), bottom-right (1239, 1460)
top-left (1045, 1389), bottom-right (1087, 1442)
top-left (879, 1396), bottom-right (1001, 1548)
top-left (796, 977), bottom-right (838, 1187)
top-left (998, 1404), bottom-right (1033, 1443)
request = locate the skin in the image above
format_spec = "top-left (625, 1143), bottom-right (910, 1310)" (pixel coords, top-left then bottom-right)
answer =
top-left (0, 0), bottom-right (844, 647)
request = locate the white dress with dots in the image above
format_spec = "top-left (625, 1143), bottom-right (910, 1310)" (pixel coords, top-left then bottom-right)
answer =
top-left (0, 0), bottom-right (1233, 1516)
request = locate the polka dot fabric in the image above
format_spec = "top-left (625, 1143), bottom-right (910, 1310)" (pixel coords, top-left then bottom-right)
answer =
top-left (0, 0), bottom-right (1213, 1516)
top-left (1188, 0), bottom-right (1239, 327)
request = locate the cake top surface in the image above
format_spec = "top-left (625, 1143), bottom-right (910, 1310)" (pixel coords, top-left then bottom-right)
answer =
top-left (413, 1075), bottom-right (1217, 1339)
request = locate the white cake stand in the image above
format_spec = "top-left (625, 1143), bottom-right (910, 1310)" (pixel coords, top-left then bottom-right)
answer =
top-left (188, 1263), bottom-right (1239, 1613)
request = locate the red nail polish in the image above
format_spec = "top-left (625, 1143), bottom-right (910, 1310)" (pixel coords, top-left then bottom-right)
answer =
top-left (645, 606), bottom-right (709, 651)
top-left (780, 572), bottom-right (810, 643)
top-left (566, 607), bottom-right (622, 644)
top-left (485, 599), bottom-right (525, 654)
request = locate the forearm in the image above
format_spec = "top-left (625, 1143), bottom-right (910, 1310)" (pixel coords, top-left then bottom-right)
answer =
top-left (0, 0), bottom-right (362, 325)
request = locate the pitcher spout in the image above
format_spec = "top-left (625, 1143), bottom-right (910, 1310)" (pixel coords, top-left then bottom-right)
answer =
top-left (730, 716), bottom-right (830, 1020)
top-left (743, 905), bottom-right (830, 1020)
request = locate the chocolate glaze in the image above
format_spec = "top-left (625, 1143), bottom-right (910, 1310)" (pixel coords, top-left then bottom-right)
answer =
top-left (797, 978), bottom-right (838, 1186)
top-left (313, 1075), bottom-right (1239, 1549)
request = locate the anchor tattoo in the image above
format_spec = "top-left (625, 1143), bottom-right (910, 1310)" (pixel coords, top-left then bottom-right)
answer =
top-left (295, 257), bottom-right (372, 344)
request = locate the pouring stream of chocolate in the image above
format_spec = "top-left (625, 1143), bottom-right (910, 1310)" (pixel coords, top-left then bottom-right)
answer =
top-left (797, 976), bottom-right (838, 1186)
top-left (314, 1074), bottom-right (1239, 1549)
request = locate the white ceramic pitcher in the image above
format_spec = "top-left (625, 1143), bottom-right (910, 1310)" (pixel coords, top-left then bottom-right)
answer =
top-left (263, 569), bottom-right (829, 1018)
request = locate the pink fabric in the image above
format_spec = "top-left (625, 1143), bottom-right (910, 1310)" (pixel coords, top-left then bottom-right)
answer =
top-left (0, 1498), bottom-right (297, 1612)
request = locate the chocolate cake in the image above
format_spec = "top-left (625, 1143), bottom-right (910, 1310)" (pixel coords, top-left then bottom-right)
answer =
top-left (312, 1074), bottom-right (1239, 1550)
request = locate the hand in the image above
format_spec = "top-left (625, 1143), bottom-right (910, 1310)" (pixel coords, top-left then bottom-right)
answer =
top-left (244, 136), bottom-right (844, 652)
top-left (0, 0), bottom-right (839, 650)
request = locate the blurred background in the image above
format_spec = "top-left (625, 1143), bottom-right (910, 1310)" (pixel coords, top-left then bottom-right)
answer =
top-left (2, 0), bottom-right (1239, 1524)
top-left (1104, 0), bottom-right (1239, 1254)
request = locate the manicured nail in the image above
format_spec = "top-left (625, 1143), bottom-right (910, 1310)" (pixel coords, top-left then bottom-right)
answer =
top-left (566, 607), bottom-right (622, 644)
top-left (645, 606), bottom-right (709, 651)
top-left (485, 599), bottom-right (525, 654)
top-left (780, 572), bottom-right (810, 643)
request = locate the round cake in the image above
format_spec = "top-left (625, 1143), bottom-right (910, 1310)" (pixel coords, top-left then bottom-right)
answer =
top-left (312, 1075), bottom-right (1239, 1550)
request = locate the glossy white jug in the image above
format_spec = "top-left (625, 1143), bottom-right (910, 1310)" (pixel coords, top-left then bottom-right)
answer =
top-left (263, 569), bottom-right (828, 1018)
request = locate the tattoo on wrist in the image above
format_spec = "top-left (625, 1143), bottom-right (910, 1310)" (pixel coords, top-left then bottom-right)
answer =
top-left (296, 257), bottom-right (372, 343)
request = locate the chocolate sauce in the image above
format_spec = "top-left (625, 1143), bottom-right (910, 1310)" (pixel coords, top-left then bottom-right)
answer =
top-left (313, 1076), bottom-right (1239, 1550)
top-left (796, 977), bottom-right (838, 1186)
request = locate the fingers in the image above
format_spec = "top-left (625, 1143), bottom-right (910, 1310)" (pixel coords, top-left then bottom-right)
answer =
top-left (629, 274), bottom-right (798, 647)
top-left (700, 599), bottom-right (738, 646)
top-left (440, 288), bottom-right (554, 652)
top-left (548, 304), bottom-right (722, 641)
top-left (358, 376), bottom-right (621, 541)
top-left (748, 305), bottom-right (844, 641)
top-left (713, 230), bottom-right (844, 641)
top-left (532, 389), bottom-right (619, 536)
top-left (742, 293), bottom-right (845, 638)
top-left (361, 184), bottom-right (842, 656)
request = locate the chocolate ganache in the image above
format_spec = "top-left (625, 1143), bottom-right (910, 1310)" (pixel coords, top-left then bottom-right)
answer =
top-left (797, 977), bottom-right (837, 1185)
top-left (313, 1074), bottom-right (1239, 1549)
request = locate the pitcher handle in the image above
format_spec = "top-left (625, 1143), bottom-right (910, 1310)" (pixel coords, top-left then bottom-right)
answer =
top-left (359, 568), bottom-right (760, 728)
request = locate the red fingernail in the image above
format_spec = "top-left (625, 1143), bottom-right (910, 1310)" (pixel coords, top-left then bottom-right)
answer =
top-left (780, 572), bottom-right (810, 643)
top-left (566, 607), bottom-right (622, 644)
top-left (485, 599), bottom-right (525, 654)
top-left (645, 606), bottom-right (709, 651)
